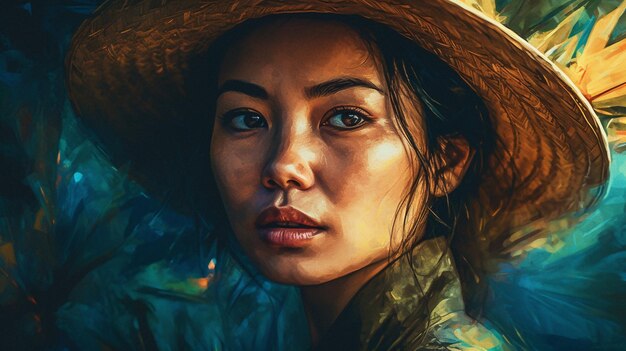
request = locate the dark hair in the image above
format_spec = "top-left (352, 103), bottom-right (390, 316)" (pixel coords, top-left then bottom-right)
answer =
top-left (205, 13), bottom-right (500, 318)
top-left (348, 16), bottom-right (500, 319)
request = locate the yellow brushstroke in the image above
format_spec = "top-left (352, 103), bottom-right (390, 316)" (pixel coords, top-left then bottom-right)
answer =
top-left (559, 3), bottom-right (626, 111)
top-left (578, 2), bottom-right (626, 66)
top-left (459, 0), bottom-right (505, 22)
top-left (594, 88), bottom-right (626, 114)
top-left (33, 208), bottom-right (47, 232)
top-left (0, 243), bottom-right (16, 266)
top-left (463, 0), bottom-right (626, 114)
top-left (453, 323), bottom-right (501, 349)
top-left (573, 38), bottom-right (626, 95)
top-left (606, 117), bottom-right (626, 143)
top-left (553, 35), bottom-right (581, 67)
top-left (528, 7), bottom-right (585, 54)
top-left (192, 277), bottom-right (210, 290)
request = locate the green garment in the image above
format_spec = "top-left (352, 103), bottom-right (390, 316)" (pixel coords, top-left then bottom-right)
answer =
top-left (316, 237), bottom-right (508, 350)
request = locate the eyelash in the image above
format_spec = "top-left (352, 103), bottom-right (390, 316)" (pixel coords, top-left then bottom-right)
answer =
top-left (321, 106), bottom-right (374, 130)
top-left (218, 108), bottom-right (267, 131)
top-left (217, 105), bottom-right (374, 132)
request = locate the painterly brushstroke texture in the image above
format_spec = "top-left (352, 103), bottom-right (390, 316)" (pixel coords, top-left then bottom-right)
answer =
top-left (0, 1), bottom-right (625, 350)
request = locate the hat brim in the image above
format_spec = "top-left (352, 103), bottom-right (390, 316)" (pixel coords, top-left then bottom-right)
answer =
top-left (66, 0), bottom-right (610, 253)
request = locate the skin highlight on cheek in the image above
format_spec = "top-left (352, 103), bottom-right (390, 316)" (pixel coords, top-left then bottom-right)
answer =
top-left (367, 139), bottom-right (408, 170)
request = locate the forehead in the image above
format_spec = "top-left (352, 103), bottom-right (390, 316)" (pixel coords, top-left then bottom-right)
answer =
top-left (218, 18), bottom-right (382, 85)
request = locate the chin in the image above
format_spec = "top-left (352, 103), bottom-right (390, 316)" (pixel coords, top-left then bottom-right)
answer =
top-left (255, 256), bottom-right (342, 286)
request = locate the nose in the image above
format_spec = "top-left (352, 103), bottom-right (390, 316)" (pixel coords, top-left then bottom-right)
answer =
top-left (262, 131), bottom-right (316, 191)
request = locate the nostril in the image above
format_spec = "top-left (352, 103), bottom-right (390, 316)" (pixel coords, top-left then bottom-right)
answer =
top-left (264, 178), bottom-right (280, 189)
top-left (263, 173), bottom-right (304, 190)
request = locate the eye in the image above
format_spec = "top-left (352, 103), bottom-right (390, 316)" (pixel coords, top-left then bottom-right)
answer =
top-left (322, 107), bottom-right (371, 130)
top-left (221, 109), bottom-right (267, 131)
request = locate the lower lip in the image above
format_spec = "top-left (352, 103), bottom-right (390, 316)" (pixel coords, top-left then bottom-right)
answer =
top-left (258, 227), bottom-right (324, 248)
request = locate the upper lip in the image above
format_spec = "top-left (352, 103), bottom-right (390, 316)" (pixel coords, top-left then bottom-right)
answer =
top-left (255, 207), bottom-right (325, 229)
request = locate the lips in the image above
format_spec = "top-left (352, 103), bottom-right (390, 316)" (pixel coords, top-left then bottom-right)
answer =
top-left (255, 207), bottom-right (326, 248)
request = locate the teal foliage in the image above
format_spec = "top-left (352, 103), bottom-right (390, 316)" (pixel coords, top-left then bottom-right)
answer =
top-left (486, 150), bottom-right (626, 350)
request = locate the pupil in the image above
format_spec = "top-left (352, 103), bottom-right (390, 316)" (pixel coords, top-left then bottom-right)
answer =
top-left (245, 115), bottom-right (262, 128)
top-left (343, 113), bottom-right (360, 126)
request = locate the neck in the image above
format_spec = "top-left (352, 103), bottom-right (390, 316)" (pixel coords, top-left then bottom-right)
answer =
top-left (299, 258), bottom-right (390, 347)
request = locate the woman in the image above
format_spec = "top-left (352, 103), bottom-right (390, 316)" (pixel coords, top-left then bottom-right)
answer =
top-left (66, 0), bottom-right (610, 349)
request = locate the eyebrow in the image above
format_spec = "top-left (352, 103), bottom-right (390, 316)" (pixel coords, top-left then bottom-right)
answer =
top-left (217, 80), bottom-right (268, 100)
top-left (216, 77), bottom-right (384, 100)
top-left (306, 77), bottom-right (385, 98)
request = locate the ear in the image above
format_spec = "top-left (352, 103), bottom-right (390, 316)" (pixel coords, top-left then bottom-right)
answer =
top-left (432, 136), bottom-right (475, 197)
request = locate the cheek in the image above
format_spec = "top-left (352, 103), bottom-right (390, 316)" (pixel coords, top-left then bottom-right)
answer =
top-left (210, 136), bottom-right (263, 218)
top-left (326, 136), bottom-right (415, 251)
top-left (330, 136), bottom-right (411, 204)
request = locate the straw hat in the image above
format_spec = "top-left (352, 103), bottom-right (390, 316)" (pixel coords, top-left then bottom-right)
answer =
top-left (66, 0), bottom-right (610, 255)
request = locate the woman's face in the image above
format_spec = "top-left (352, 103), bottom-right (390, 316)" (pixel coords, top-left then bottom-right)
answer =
top-left (210, 19), bottom-right (425, 285)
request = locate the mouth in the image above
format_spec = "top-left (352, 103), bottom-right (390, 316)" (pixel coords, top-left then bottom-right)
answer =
top-left (259, 221), bottom-right (320, 229)
top-left (255, 207), bottom-right (327, 248)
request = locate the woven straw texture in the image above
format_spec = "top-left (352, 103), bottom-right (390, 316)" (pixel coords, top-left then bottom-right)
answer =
top-left (66, 0), bottom-right (609, 254)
